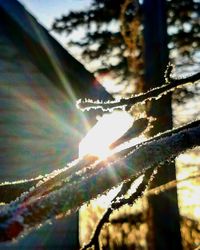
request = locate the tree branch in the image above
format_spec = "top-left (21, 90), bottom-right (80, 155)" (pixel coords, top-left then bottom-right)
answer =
top-left (0, 120), bottom-right (199, 242)
top-left (0, 156), bottom-right (98, 203)
top-left (77, 68), bottom-right (200, 112)
top-left (81, 166), bottom-right (156, 250)
top-left (0, 177), bottom-right (43, 203)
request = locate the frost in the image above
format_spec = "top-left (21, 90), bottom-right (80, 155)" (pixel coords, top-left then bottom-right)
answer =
top-left (0, 68), bottom-right (199, 242)
top-left (77, 69), bottom-right (200, 113)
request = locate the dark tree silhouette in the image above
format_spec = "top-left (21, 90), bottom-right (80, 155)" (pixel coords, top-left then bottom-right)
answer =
top-left (142, 1), bottom-right (182, 249)
top-left (52, 0), bottom-right (200, 95)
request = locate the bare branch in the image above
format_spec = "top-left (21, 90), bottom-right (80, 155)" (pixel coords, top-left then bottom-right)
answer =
top-left (0, 120), bottom-right (199, 242)
top-left (81, 166), bottom-right (155, 250)
top-left (147, 173), bottom-right (200, 197)
top-left (77, 69), bottom-right (200, 112)
top-left (0, 177), bottom-right (43, 203)
top-left (0, 156), bottom-right (98, 204)
top-left (82, 171), bottom-right (200, 249)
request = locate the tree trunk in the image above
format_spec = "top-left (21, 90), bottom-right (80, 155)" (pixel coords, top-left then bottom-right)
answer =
top-left (142, 0), bottom-right (182, 249)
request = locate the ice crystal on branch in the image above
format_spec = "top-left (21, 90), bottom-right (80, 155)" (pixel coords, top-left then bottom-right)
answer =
top-left (0, 67), bottom-right (199, 245)
top-left (77, 66), bottom-right (200, 112)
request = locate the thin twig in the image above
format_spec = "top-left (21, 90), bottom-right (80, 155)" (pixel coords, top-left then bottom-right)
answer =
top-left (147, 173), bottom-right (200, 197)
top-left (81, 178), bottom-right (134, 250)
top-left (82, 170), bottom-right (200, 249)
top-left (81, 166), bottom-right (155, 250)
top-left (77, 69), bottom-right (200, 112)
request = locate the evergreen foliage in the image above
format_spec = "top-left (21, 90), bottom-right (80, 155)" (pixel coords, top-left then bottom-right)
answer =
top-left (52, 0), bottom-right (200, 94)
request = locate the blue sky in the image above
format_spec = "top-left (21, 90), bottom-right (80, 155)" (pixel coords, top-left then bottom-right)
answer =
top-left (18, 0), bottom-right (92, 28)
top-left (18, 0), bottom-right (92, 45)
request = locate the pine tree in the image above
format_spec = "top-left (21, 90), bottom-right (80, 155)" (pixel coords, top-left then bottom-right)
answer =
top-left (52, 0), bottom-right (200, 95)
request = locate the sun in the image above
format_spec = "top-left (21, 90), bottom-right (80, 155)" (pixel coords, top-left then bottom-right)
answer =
top-left (79, 111), bottom-right (144, 244)
top-left (79, 111), bottom-right (133, 160)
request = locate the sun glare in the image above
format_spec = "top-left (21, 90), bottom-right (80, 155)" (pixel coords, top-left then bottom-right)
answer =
top-left (79, 112), bottom-right (146, 245)
top-left (79, 111), bottom-right (133, 159)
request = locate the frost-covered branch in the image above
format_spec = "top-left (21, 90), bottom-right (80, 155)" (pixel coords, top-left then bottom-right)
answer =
top-left (0, 118), bottom-right (149, 204)
top-left (0, 177), bottom-right (43, 203)
top-left (77, 67), bottom-right (200, 112)
top-left (82, 171), bottom-right (200, 249)
top-left (0, 156), bottom-right (98, 204)
top-left (0, 120), bottom-right (199, 242)
top-left (81, 166), bottom-right (156, 250)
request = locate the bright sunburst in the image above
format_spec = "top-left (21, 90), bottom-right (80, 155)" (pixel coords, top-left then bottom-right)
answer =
top-left (79, 111), bottom-right (134, 160)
